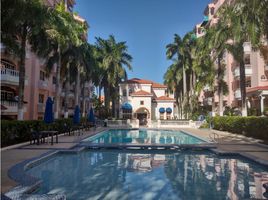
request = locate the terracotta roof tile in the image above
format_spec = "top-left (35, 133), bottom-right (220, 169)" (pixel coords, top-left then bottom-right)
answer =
top-left (247, 86), bottom-right (268, 93)
top-left (131, 90), bottom-right (153, 96)
top-left (154, 96), bottom-right (175, 101)
top-left (122, 78), bottom-right (167, 88)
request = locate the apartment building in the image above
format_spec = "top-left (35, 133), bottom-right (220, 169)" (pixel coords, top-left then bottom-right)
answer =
top-left (0, 0), bottom-right (93, 120)
top-left (195, 0), bottom-right (268, 116)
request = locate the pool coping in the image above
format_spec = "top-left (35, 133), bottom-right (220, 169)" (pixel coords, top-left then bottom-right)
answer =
top-left (5, 128), bottom-right (268, 199)
top-left (81, 128), bottom-right (211, 144)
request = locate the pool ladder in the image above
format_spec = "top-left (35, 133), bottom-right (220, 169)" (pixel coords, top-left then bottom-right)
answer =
top-left (209, 132), bottom-right (220, 143)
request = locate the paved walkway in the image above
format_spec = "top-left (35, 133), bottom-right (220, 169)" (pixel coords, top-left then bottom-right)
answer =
top-left (1, 127), bottom-right (268, 194)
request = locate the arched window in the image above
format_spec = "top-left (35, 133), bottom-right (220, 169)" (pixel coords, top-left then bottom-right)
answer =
top-left (129, 88), bottom-right (133, 96)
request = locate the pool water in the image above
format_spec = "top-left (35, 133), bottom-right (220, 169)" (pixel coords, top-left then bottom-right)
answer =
top-left (27, 150), bottom-right (268, 200)
top-left (82, 129), bottom-right (205, 145)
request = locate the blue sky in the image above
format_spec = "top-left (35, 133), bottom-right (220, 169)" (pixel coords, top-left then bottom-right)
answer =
top-left (74, 0), bottom-right (211, 84)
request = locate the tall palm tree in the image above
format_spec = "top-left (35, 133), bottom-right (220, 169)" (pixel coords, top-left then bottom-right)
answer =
top-left (41, 3), bottom-right (86, 119)
top-left (218, 1), bottom-right (268, 116)
top-left (95, 35), bottom-right (132, 115)
top-left (1, 0), bottom-right (49, 120)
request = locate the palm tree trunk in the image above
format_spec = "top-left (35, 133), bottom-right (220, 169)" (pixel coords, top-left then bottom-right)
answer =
top-left (64, 66), bottom-right (70, 118)
top-left (217, 56), bottom-right (224, 116)
top-left (75, 66), bottom-right (80, 106)
top-left (17, 25), bottom-right (27, 120)
top-left (54, 44), bottom-right (61, 119)
top-left (82, 82), bottom-right (86, 117)
top-left (240, 58), bottom-right (247, 116)
top-left (104, 85), bottom-right (110, 110)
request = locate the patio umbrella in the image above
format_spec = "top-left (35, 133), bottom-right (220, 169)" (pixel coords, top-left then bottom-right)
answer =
top-left (88, 107), bottom-right (95, 124)
top-left (73, 105), bottom-right (81, 125)
top-left (44, 97), bottom-right (54, 124)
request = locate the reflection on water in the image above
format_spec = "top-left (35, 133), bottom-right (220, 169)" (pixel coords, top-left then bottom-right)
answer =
top-left (27, 150), bottom-right (268, 200)
top-left (86, 129), bottom-right (203, 144)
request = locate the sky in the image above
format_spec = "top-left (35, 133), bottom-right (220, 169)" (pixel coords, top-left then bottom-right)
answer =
top-left (74, 0), bottom-right (211, 84)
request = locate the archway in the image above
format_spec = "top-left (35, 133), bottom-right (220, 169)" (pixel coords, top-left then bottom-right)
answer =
top-left (135, 107), bottom-right (150, 125)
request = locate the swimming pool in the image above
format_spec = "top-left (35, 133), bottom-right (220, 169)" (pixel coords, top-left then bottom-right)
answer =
top-left (27, 150), bottom-right (268, 200)
top-left (82, 129), bottom-right (205, 145)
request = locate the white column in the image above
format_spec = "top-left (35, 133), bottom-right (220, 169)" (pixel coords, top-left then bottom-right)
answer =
top-left (260, 95), bottom-right (265, 116)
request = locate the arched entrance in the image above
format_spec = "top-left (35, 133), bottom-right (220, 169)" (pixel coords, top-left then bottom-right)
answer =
top-left (135, 107), bottom-right (150, 126)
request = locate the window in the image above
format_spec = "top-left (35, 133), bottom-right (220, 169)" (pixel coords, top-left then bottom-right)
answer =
top-left (122, 109), bottom-right (132, 119)
top-left (52, 76), bottom-right (56, 84)
top-left (40, 71), bottom-right (46, 81)
top-left (122, 89), bottom-right (127, 97)
top-left (166, 113), bottom-right (171, 120)
top-left (1, 91), bottom-right (14, 101)
top-left (245, 78), bottom-right (251, 88)
top-left (140, 101), bottom-right (144, 105)
top-left (210, 7), bottom-right (215, 15)
top-left (244, 54), bottom-right (250, 65)
top-left (38, 94), bottom-right (44, 103)
top-left (129, 88), bottom-right (133, 96)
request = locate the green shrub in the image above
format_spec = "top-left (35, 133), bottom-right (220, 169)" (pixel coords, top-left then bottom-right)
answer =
top-left (1, 118), bottom-right (73, 147)
top-left (212, 116), bottom-right (268, 140)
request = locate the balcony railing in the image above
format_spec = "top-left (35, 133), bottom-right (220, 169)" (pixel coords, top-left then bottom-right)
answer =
top-left (1, 67), bottom-right (28, 86)
top-left (0, 100), bottom-right (26, 113)
top-left (233, 66), bottom-right (252, 77)
top-left (38, 80), bottom-right (49, 90)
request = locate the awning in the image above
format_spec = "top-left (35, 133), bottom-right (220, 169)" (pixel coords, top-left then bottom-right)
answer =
top-left (122, 103), bottom-right (132, 110)
top-left (166, 107), bottom-right (172, 113)
top-left (159, 107), bottom-right (165, 113)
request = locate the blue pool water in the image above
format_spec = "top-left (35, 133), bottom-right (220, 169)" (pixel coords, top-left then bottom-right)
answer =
top-left (82, 129), bottom-right (205, 145)
top-left (27, 150), bottom-right (268, 200)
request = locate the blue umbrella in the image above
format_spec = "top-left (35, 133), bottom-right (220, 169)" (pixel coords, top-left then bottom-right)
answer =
top-left (44, 97), bottom-right (54, 124)
top-left (88, 107), bottom-right (95, 124)
top-left (73, 105), bottom-right (81, 124)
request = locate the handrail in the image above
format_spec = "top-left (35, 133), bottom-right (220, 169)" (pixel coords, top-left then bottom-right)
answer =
top-left (209, 132), bottom-right (220, 143)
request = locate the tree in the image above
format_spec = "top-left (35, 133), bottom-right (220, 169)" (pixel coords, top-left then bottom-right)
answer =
top-left (1, 0), bottom-right (49, 120)
top-left (95, 35), bottom-right (132, 116)
top-left (218, 1), bottom-right (268, 116)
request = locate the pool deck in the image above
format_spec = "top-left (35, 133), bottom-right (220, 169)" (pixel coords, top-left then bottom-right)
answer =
top-left (1, 127), bottom-right (268, 194)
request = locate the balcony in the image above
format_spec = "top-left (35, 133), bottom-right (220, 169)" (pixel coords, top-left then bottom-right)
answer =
top-left (1, 68), bottom-right (28, 86)
top-left (233, 66), bottom-right (252, 77)
top-left (38, 80), bottom-right (49, 90)
top-left (234, 89), bottom-right (241, 99)
top-left (37, 103), bottom-right (45, 113)
top-left (203, 97), bottom-right (212, 106)
top-left (1, 100), bottom-right (26, 114)
top-left (243, 42), bottom-right (251, 52)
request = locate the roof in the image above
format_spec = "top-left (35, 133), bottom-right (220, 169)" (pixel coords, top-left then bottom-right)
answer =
top-left (122, 78), bottom-right (167, 88)
top-left (154, 96), bottom-right (175, 101)
top-left (247, 86), bottom-right (268, 93)
top-left (131, 90), bottom-right (153, 96)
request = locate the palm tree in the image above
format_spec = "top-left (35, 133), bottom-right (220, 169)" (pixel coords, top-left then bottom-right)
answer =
top-left (1, 0), bottom-right (49, 120)
top-left (95, 35), bottom-right (132, 116)
top-left (40, 3), bottom-right (86, 119)
top-left (218, 1), bottom-right (268, 116)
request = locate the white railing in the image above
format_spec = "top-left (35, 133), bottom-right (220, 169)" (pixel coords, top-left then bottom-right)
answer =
top-left (38, 80), bottom-right (48, 89)
top-left (107, 120), bottom-right (128, 127)
top-left (233, 66), bottom-right (252, 77)
top-left (0, 67), bottom-right (28, 85)
top-left (0, 100), bottom-right (23, 113)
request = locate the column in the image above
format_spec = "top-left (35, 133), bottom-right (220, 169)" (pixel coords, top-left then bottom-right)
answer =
top-left (260, 95), bottom-right (265, 116)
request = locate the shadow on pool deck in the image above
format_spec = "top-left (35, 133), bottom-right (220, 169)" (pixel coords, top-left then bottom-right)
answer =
top-left (1, 127), bottom-right (268, 194)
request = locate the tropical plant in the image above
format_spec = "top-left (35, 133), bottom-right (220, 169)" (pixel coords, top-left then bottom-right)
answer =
top-left (95, 35), bottom-right (132, 117)
top-left (1, 0), bottom-right (49, 120)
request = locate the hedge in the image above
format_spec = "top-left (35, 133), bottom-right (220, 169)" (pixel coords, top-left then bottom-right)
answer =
top-left (1, 118), bottom-right (74, 147)
top-left (212, 116), bottom-right (268, 140)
